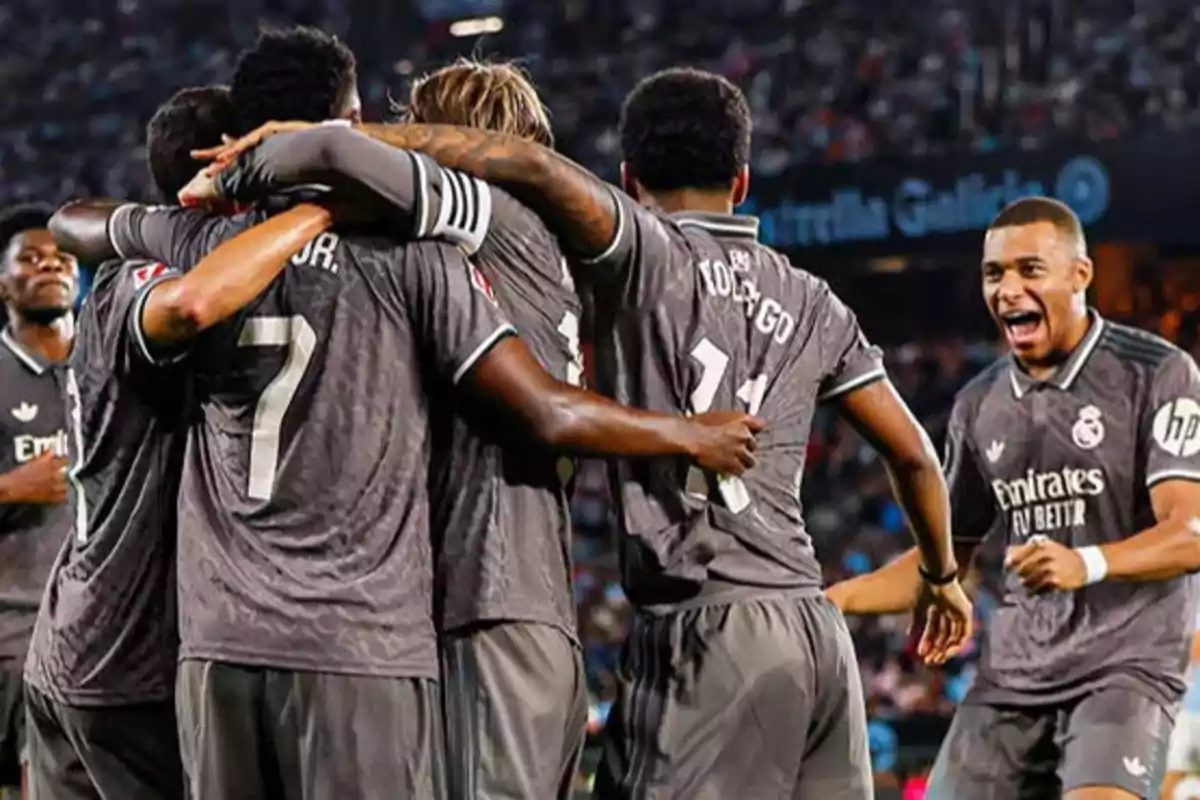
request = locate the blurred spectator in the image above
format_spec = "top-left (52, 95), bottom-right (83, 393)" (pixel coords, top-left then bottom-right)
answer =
top-left (8, 1), bottom-right (1200, 204)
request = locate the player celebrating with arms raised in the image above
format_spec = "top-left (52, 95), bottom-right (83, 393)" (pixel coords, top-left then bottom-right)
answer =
top-left (829, 197), bottom-right (1200, 800)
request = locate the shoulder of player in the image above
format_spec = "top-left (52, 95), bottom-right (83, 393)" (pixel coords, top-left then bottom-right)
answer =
top-left (478, 188), bottom-right (565, 261)
top-left (955, 357), bottom-right (1011, 408)
top-left (1095, 319), bottom-right (1181, 373)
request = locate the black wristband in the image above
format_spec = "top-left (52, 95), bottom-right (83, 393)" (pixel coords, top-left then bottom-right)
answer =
top-left (919, 564), bottom-right (958, 586)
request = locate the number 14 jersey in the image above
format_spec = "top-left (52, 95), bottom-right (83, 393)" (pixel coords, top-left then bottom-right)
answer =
top-left (587, 192), bottom-right (885, 608)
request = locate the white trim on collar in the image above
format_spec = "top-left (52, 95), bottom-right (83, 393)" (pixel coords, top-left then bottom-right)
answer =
top-left (0, 328), bottom-right (45, 375)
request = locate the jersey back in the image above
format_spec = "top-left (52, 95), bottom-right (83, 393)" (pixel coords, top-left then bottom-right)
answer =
top-left (427, 186), bottom-right (583, 638)
top-left (25, 260), bottom-right (186, 705)
top-left (107, 205), bottom-right (514, 678)
top-left (588, 194), bottom-right (884, 608)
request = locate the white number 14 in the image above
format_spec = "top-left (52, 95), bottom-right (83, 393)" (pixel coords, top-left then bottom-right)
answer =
top-left (689, 338), bottom-right (764, 513)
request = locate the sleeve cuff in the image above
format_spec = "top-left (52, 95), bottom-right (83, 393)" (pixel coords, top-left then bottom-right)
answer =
top-left (818, 367), bottom-right (887, 403)
top-left (1146, 469), bottom-right (1200, 488)
top-left (130, 274), bottom-right (189, 367)
top-left (451, 324), bottom-right (517, 385)
top-left (577, 185), bottom-right (626, 266)
top-left (106, 204), bottom-right (138, 260)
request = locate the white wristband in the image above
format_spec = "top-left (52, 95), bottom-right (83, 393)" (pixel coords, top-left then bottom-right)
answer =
top-left (1075, 546), bottom-right (1108, 585)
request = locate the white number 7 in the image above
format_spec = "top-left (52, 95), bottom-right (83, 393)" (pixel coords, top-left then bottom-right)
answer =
top-left (689, 338), bottom-right (764, 513)
top-left (238, 315), bottom-right (317, 500)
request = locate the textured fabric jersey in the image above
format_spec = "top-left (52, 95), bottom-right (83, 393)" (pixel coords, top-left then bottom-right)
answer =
top-left (944, 314), bottom-right (1200, 710)
top-left (25, 259), bottom-right (186, 706)
top-left (107, 204), bottom-right (515, 679)
top-left (585, 190), bottom-right (884, 609)
top-left (0, 327), bottom-right (70, 658)
top-left (221, 127), bottom-right (582, 635)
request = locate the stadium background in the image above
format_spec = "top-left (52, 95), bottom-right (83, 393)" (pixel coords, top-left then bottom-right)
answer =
top-left (6, 0), bottom-right (1200, 797)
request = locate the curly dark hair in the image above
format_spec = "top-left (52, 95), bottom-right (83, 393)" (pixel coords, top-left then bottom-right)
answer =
top-left (231, 26), bottom-right (358, 134)
top-left (146, 85), bottom-right (236, 202)
top-left (619, 67), bottom-right (752, 192)
top-left (0, 203), bottom-right (53, 256)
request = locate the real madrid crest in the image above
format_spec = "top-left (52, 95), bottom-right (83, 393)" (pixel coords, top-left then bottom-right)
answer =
top-left (1072, 404), bottom-right (1105, 450)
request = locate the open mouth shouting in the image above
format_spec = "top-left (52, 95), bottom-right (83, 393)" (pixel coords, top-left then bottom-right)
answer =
top-left (1000, 309), bottom-right (1044, 350)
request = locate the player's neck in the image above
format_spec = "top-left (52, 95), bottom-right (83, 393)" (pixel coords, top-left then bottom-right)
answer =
top-left (7, 312), bottom-right (73, 364)
top-left (643, 188), bottom-right (735, 216)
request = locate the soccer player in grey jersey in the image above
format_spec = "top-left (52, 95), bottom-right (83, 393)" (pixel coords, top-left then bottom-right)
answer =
top-left (0, 203), bottom-right (77, 799)
top-left (828, 197), bottom-right (1200, 800)
top-left (52, 184), bottom-right (762, 800)
top-left (191, 59), bottom-right (590, 799)
top-left (270, 66), bottom-right (974, 799)
top-left (26, 86), bottom-right (333, 800)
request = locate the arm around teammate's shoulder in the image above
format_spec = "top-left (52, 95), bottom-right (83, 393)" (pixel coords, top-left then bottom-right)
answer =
top-left (462, 336), bottom-right (764, 474)
top-left (353, 123), bottom-right (623, 262)
top-left (48, 199), bottom-right (125, 264)
top-left (139, 203), bottom-right (333, 349)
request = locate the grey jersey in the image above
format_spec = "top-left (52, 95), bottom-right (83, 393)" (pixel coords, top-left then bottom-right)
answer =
top-left (221, 127), bottom-right (583, 637)
top-left (945, 314), bottom-right (1200, 709)
top-left (107, 204), bottom-right (515, 679)
top-left (587, 191), bottom-right (884, 609)
top-left (25, 260), bottom-right (186, 706)
top-left (429, 189), bottom-right (582, 637)
top-left (0, 327), bottom-right (70, 658)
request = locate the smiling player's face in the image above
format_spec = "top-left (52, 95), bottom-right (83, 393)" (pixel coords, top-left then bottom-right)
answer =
top-left (981, 221), bottom-right (1092, 366)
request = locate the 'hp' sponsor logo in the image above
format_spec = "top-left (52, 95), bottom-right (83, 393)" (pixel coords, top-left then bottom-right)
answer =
top-left (1152, 398), bottom-right (1200, 457)
top-left (1054, 157), bottom-right (1110, 225)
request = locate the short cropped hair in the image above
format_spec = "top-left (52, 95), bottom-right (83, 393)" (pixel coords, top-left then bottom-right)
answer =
top-left (619, 67), bottom-right (752, 192)
top-left (0, 204), bottom-right (53, 255)
top-left (231, 26), bottom-right (357, 134)
top-left (146, 85), bottom-right (236, 201)
top-left (399, 59), bottom-right (553, 147)
top-left (989, 196), bottom-right (1087, 256)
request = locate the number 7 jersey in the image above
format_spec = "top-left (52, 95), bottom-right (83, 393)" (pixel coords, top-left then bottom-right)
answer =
top-left (106, 204), bottom-right (515, 679)
top-left (588, 191), bottom-right (885, 608)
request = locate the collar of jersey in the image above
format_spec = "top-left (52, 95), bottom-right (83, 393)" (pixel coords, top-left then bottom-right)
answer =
top-left (1008, 309), bottom-right (1105, 399)
top-left (672, 211), bottom-right (759, 240)
top-left (0, 326), bottom-right (49, 376)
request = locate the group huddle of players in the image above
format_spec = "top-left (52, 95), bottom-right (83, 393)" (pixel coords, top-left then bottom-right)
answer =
top-left (0, 20), bottom-right (1199, 800)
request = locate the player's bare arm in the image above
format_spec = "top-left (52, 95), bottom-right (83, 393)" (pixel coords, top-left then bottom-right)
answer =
top-left (140, 203), bottom-right (332, 347)
top-left (1009, 479), bottom-right (1200, 591)
top-left (200, 121), bottom-right (619, 259)
top-left (47, 200), bottom-right (124, 265)
top-left (827, 544), bottom-right (983, 615)
top-left (0, 451), bottom-right (68, 505)
top-left (466, 336), bottom-right (764, 475)
top-left (833, 379), bottom-right (974, 664)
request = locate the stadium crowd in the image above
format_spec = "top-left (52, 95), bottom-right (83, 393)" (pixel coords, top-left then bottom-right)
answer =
top-left (7, 0), bottom-right (1200, 203)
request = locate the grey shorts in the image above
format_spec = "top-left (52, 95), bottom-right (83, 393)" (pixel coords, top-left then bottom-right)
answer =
top-left (926, 687), bottom-right (1174, 799)
top-left (176, 659), bottom-right (444, 800)
top-left (25, 684), bottom-right (183, 800)
top-left (442, 621), bottom-right (588, 800)
top-left (593, 592), bottom-right (871, 800)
